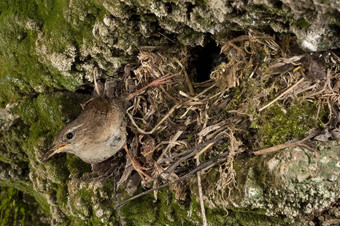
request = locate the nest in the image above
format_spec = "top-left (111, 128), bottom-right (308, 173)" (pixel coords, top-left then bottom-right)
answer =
top-left (106, 31), bottom-right (340, 209)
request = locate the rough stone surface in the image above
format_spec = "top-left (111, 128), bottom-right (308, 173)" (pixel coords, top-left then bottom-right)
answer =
top-left (0, 0), bottom-right (339, 225)
top-left (197, 141), bottom-right (340, 221)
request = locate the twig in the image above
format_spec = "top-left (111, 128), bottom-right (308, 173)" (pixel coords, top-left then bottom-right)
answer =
top-left (174, 58), bottom-right (195, 96)
top-left (115, 149), bottom-right (230, 209)
top-left (254, 141), bottom-right (321, 179)
top-left (198, 123), bottom-right (223, 140)
top-left (158, 32), bottom-right (175, 43)
top-left (253, 130), bottom-right (320, 155)
top-left (194, 142), bottom-right (214, 159)
top-left (157, 117), bottom-right (191, 163)
top-left (114, 179), bottom-right (126, 226)
top-left (304, 69), bottom-right (331, 99)
top-left (159, 86), bottom-right (182, 104)
top-left (259, 77), bottom-right (305, 112)
top-left (156, 145), bottom-right (200, 165)
top-left (161, 84), bottom-right (215, 106)
top-left (125, 73), bottom-right (179, 101)
top-left (196, 157), bottom-right (207, 226)
top-left (220, 35), bottom-right (249, 53)
top-left (253, 141), bottom-right (302, 155)
top-left (93, 67), bottom-right (102, 96)
top-left (127, 104), bottom-right (181, 134)
top-left (194, 84), bottom-right (216, 99)
top-left (161, 136), bottom-right (226, 178)
top-left (127, 84), bottom-right (216, 134)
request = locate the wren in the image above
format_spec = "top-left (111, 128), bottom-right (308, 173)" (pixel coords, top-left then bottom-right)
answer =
top-left (42, 68), bottom-right (176, 179)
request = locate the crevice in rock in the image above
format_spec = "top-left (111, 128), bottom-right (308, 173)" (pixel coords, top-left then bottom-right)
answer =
top-left (191, 39), bottom-right (227, 82)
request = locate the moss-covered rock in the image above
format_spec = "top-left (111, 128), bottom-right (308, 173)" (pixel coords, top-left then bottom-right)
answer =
top-left (0, 0), bottom-right (339, 225)
top-left (196, 141), bottom-right (340, 223)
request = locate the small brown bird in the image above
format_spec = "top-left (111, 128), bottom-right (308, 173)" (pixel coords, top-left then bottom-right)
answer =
top-left (42, 68), bottom-right (176, 180)
top-left (42, 97), bottom-right (127, 164)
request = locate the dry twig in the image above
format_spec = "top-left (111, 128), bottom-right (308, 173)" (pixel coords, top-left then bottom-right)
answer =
top-left (115, 149), bottom-right (230, 209)
top-left (196, 157), bottom-right (207, 226)
top-left (259, 77), bottom-right (305, 111)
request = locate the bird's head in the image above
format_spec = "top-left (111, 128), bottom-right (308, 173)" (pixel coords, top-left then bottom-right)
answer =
top-left (42, 119), bottom-right (87, 162)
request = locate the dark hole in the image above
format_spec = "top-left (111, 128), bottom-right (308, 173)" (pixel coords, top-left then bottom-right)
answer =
top-left (332, 48), bottom-right (340, 56)
top-left (76, 84), bottom-right (92, 93)
top-left (274, 0), bottom-right (283, 9)
top-left (191, 40), bottom-right (227, 82)
top-left (186, 3), bottom-right (194, 20)
top-left (18, 190), bottom-right (23, 200)
top-left (165, 2), bottom-right (172, 14)
top-left (330, 23), bottom-right (340, 36)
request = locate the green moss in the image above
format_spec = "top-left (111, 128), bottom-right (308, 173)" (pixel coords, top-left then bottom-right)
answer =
top-left (248, 156), bottom-right (277, 189)
top-left (196, 156), bottom-right (291, 224)
top-left (0, 122), bottom-right (29, 164)
top-left (66, 155), bottom-right (91, 177)
top-left (293, 18), bottom-right (311, 30)
top-left (177, 29), bottom-right (204, 46)
top-left (36, 0), bottom-right (104, 51)
top-left (255, 4), bottom-right (270, 11)
top-left (140, 14), bottom-right (158, 23)
top-left (334, 21), bottom-right (340, 29)
top-left (226, 208), bottom-right (284, 225)
top-left (69, 188), bottom-right (96, 222)
top-left (122, 189), bottom-right (200, 225)
top-left (68, 181), bottom-right (119, 225)
top-left (223, 88), bottom-right (243, 112)
top-left (0, 92), bottom-right (88, 222)
top-left (222, 78), bottom-right (259, 114)
top-left (252, 102), bottom-right (321, 146)
top-left (0, 186), bottom-right (48, 226)
top-left (160, 191), bottom-right (199, 225)
top-left (12, 93), bottom-right (86, 149)
top-left (0, 0), bottom-right (105, 106)
top-left (121, 185), bottom-right (285, 225)
top-left (0, 177), bottom-right (50, 217)
top-left (56, 183), bottom-right (68, 206)
top-left (77, 188), bottom-right (94, 204)
top-left (122, 193), bottom-right (157, 225)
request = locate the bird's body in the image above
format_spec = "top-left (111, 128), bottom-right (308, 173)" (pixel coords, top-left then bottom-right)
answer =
top-left (43, 97), bottom-right (126, 164)
top-left (42, 69), bottom-right (176, 180)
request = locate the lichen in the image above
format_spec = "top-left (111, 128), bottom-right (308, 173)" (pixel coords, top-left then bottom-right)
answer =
top-left (200, 142), bottom-right (340, 222)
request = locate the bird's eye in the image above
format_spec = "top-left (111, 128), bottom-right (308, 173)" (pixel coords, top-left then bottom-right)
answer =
top-left (66, 132), bottom-right (74, 139)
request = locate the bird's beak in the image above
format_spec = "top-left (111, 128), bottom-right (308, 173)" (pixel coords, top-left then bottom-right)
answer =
top-left (41, 144), bottom-right (68, 162)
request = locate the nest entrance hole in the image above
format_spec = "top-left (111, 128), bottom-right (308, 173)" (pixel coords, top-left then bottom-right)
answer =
top-left (191, 40), bottom-right (227, 82)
